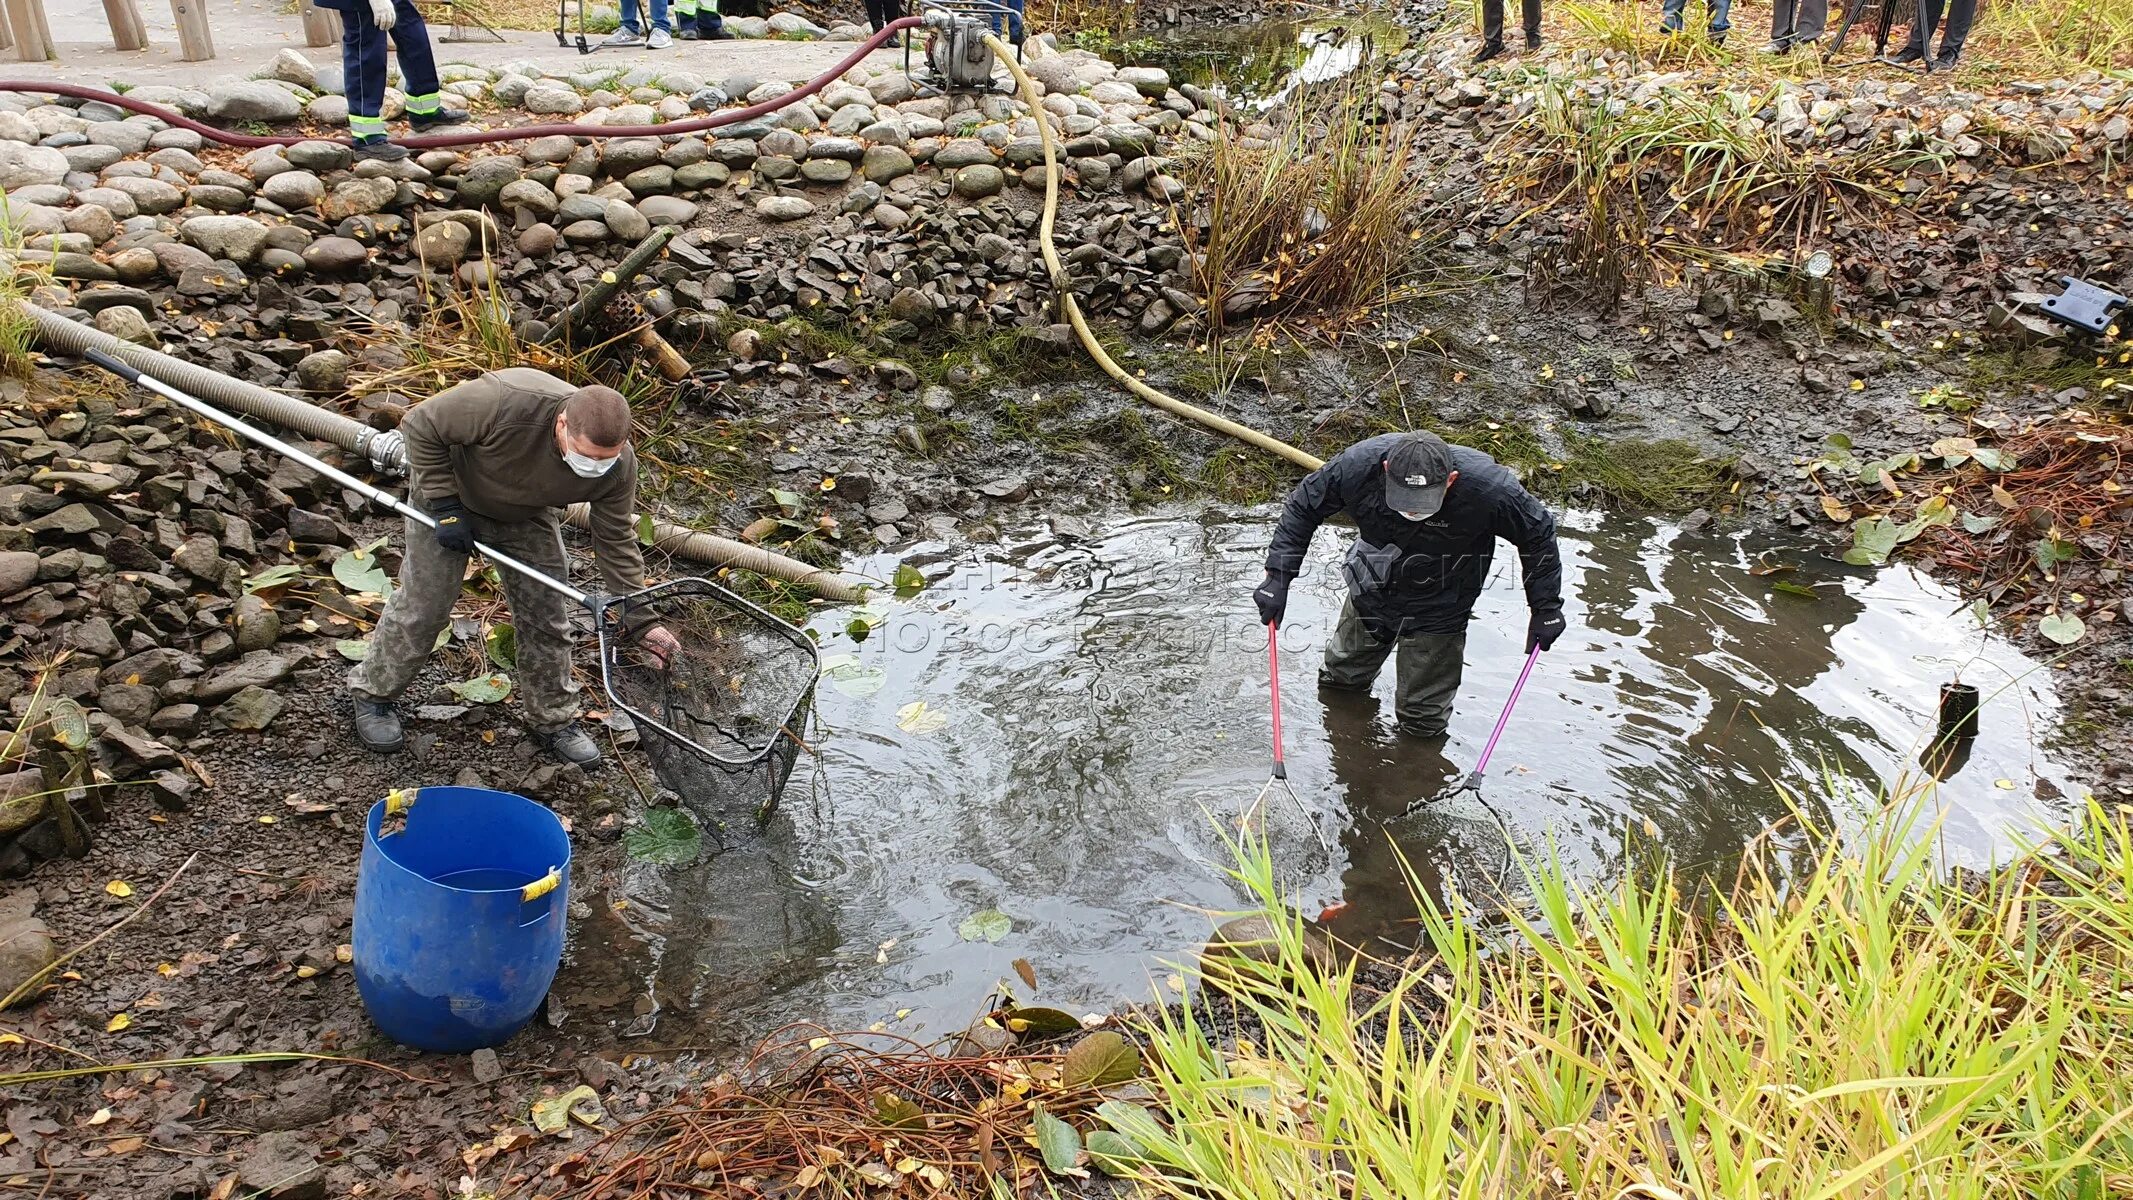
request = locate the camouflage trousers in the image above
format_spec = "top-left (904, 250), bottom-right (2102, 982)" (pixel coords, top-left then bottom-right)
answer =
top-left (348, 511), bottom-right (579, 731)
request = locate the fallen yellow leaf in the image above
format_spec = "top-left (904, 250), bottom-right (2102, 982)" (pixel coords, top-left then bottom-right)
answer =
top-left (296, 966), bottom-right (320, 979)
top-left (335, 944), bottom-right (353, 964)
top-left (106, 880), bottom-right (134, 897)
top-left (106, 1013), bottom-right (132, 1032)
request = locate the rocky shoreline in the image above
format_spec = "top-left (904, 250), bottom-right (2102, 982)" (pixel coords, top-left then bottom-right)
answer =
top-left (0, 10), bottom-right (2129, 1195)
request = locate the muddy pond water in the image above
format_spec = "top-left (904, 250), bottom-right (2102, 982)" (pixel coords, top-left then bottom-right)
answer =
top-left (557, 508), bottom-right (2077, 1048)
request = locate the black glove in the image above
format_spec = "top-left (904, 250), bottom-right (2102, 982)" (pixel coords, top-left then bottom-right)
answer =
top-left (1527, 605), bottom-right (1566, 652)
top-left (430, 496), bottom-right (475, 555)
top-left (1253, 571), bottom-right (1292, 628)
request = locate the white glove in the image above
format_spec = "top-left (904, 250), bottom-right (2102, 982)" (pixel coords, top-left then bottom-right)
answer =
top-left (369, 0), bottom-right (396, 31)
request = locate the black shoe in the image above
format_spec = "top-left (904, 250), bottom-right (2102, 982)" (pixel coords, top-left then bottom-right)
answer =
top-left (1933, 51), bottom-right (1961, 69)
top-left (352, 697), bottom-right (405, 754)
top-left (1474, 40), bottom-right (1505, 62)
top-left (678, 26), bottom-right (701, 38)
top-left (1890, 44), bottom-right (1925, 63)
top-left (408, 107), bottom-right (471, 131)
top-left (1763, 38), bottom-right (1791, 53)
top-left (705, 28), bottom-right (734, 39)
top-left (1525, 32), bottom-right (1543, 50)
top-left (351, 136), bottom-right (409, 163)
top-left (538, 721), bottom-right (602, 768)
top-left (1710, 31), bottom-right (1728, 45)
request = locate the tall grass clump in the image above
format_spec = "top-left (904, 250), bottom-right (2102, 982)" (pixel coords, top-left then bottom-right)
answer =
top-left (1130, 794), bottom-right (2133, 1199)
top-left (1176, 81), bottom-right (1446, 335)
top-left (0, 198), bottom-right (49, 380)
top-left (1974, 0), bottom-right (2133, 73)
top-left (1511, 80), bottom-right (1920, 306)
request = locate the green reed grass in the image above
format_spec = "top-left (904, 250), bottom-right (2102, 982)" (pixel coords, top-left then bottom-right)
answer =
top-left (1131, 791), bottom-right (2133, 1199)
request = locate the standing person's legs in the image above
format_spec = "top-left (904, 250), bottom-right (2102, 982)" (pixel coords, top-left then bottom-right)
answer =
top-left (1901, 0), bottom-right (1943, 56)
top-left (1319, 599), bottom-right (1397, 692)
top-left (1480, 0), bottom-right (1509, 46)
top-left (604, 0), bottom-right (648, 43)
top-left (1769, 0), bottom-right (1798, 44)
top-left (1391, 630), bottom-right (1467, 738)
top-left (1704, 0), bottom-right (1732, 36)
top-left (349, 514), bottom-right (467, 703)
top-left (388, 0), bottom-right (449, 123)
top-left (647, 0), bottom-right (670, 33)
top-left (1519, 0), bottom-right (1541, 45)
top-left (1795, 0), bottom-right (1827, 41)
top-left (339, 11), bottom-right (387, 144)
top-left (1659, 0), bottom-right (1687, 32)
top-left (483, 514), bottom-right (581, 733)
top-left (1934, 0), bottom-right (1974, 59)
top-left (697, 0), bottom-right (726, 37)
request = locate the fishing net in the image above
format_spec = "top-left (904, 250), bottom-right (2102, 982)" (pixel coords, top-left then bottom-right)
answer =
top-left (598, 578), bottom-right (818, 821)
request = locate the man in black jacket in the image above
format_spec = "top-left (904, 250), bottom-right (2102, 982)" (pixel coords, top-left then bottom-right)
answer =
top-left (1254, 431), bottom-right (1566, 738)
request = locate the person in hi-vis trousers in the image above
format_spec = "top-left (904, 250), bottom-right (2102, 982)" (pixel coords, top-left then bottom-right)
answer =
top-left (309, 0), bottom-right (468, 162)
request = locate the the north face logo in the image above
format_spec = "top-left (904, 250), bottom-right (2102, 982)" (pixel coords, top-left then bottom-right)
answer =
top-left (1403, 474), bottom-right (1432, 486)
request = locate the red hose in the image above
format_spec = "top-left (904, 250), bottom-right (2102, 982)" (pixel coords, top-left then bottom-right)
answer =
top-left (0, 15), bottom-right (923, 151)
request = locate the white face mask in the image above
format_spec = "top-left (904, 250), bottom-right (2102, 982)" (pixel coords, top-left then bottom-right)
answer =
top-left (564, 448), bottom-right (619, 478)
top-left (1397, 510), bottom-right (1429, 522)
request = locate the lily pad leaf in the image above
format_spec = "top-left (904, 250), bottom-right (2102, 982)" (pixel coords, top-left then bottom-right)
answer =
top-left (892, 563), bottom-right (927, 597)
top-left (2038, 613), bottom-right (2086, 645)
top-left (531, 1085), bottom-right (607, 1136)
top-left (1970, 446), bottom-right (2018, 472)
top-left (1843, 516), bottom-right (1901, 566)
top-left (331, 536), bottom-right (393, 597)
top-left (2032, 537), bottom-right (2080, 572)
top-left (634, 512), bottom-right (656, 547)
top-left (1061, 1030), bottom-right (1141, 1088)
top-left (449, 673), bottom-right (513, 704)
top-left (1002, 1006), bottom-right (1084, 1037)
top-left (896, 700), bottom-right (948, 734)
top-left (335, 638), bottom-right (370, 662)
top-left (871, 1090), bottom-right (925, 1129)
top-left (958, 908), bottom-right (1012, 943)
top-left (768, 488), bottom-right (805, 517)
top-left (1770, 580), bottom-right (1819, 600)
top-left (485, 623), bottom-right (518, 671)
top-left (243, 563), bottom-right (303, 593)
top-left (1086, 1131), bottom-right (1148, 1177)
top-left (624, 807), bottom-right (702, 866)
top-left (1032, 1105), bottom-right (1085, 1178)
top-left (824, 660), bottom-right (887, 698)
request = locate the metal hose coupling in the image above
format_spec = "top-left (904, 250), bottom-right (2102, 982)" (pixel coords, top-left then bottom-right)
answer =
top-left (358, 428), bottom-right (409, 475)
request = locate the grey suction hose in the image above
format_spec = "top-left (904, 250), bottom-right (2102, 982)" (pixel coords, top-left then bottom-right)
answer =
top-left (25, 304), bottom-right (867, 603)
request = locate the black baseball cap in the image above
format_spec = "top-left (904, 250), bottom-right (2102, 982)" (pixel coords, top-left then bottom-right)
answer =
top-left (1382, 432), bottom-right (1455, 517)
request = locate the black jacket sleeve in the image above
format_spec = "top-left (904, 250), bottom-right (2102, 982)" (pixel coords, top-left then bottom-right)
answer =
top-left (1495, 485), bottom-right (1563, 612)
top-left (1265, 443), bottom-right (1366, 578)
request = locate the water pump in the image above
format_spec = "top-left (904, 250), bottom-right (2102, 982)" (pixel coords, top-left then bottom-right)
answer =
top-left (913, 2), bottom-right (1020, 92)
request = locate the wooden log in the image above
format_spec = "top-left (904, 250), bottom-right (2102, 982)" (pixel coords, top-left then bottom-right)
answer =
top-left (167, 0), bottom-right (214, 61)
top-left (2, 0), bottom-right (49, 62)
top-left (104, 0), bottom-right (150, 50)
top-left (298, 0), bottom-right (340, 47)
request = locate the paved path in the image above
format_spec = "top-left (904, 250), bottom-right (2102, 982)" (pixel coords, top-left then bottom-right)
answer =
top-left (18, 1), bottom-right (902, 90)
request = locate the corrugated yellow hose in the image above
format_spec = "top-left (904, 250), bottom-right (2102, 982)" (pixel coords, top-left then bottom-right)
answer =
top-left (983, 35), bottom-right (1326, 473)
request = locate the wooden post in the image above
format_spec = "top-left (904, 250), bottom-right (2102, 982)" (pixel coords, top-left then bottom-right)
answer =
top-left (167, 0), bottom-right (214, 61)
top-left (0, 8), bottom-right (13, 51)
top-left (299, 0), bottom-right (341, 47)
top-left (3, 0), bottom-right (50, 62)
top-left (104, 0), bottom-right (149, 50)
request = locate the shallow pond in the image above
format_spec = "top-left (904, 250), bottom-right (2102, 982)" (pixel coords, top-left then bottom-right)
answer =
top-left (558, 509), bottom-right (2076, 1048)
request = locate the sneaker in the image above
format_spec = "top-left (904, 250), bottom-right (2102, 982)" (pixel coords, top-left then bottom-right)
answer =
top-left (1473, 40), bottom-right (1505, 62)
top-left (602, 28), bottom-right (646, 48)
top-left (352, 697), bottom-right (406, 754)
top-left (677, 26), bottom-right (701, 38)
top-left (1933, 50), bottom-right (1961, 69)
top-left (351, 136), bottom-right (409, 163)
top-left (1763, 38), bottom-right (1791, 53)
top-left (1889, 44), bottom-right (1925, 63)
top-left (647, 27), bottom-right (672, 48)
top-left (537, 721), bottom-right (603, 768)
top-left (408, 107), bottom-right (471, 131)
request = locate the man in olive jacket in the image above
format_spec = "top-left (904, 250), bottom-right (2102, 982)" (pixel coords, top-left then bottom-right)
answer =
top-left (1254, 430), bottom-right (1566, 738)
top-left (348, 369), bottom-right (669, 767)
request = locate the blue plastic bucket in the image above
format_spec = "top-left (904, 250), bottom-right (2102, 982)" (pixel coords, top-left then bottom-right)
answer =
top-left (352, 786), bottom-right (571, 1053)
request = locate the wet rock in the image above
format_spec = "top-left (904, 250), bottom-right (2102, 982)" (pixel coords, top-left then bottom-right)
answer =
top-left (233, 594), bottom-right (282, 652)
top-left (604, 198), bottom-right (651, 241)
top-left (979, 475), bottom-right (1030, 502)
top-left (322, 176), bottom-right (396, 221)
top-left (635, 194), bottom-right (698, 226)
top-left (178, 215), bottom-right (268, 264)
top-left (415, 219), bottom-right (474, 267)
top-left (198, 651), bottom-right (295, 703)
top-left (861, 144), bottom-right (915, 183)
top-left (800, 158), bottom-right (854, 184)
top-left (294, 349), bottom-right (352, 394)
top-left (237, 1131), bottom-right (325, 1200)
top-left (756, 195), bottom-right (815, 222)
top-left (1200, 914), bottom-right (1337, 978)
top-left (0, 893), bottom-right (55, 1009)
top-left (953, 165), bottom-right (1004, 198)
top-left (286, 140), bottom-right (354, 172)
top-left (1118, 66), bottom-right (1171, 97)
top-left (205, 80), bottom-right (302, 123)
top-left (216, 685), bottom-right (286, 731)
top-left (300, 235), bottom-right (367, 274)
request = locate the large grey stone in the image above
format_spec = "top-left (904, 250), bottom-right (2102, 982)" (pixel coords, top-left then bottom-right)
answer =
top-left (260, 170), bottom-right (325, 209)
top-left (0, 143), bottom-right (66, 191)
top-left (179, 215), bottom-right (269, 265)
top-left (860, 144), bottom-right (914, 183)
top-left (322, 176), bottom-right (397, 220)
top-left (215, 686), bottom-right (286, 732)
top-left (934, 137), bottom-right (994, 168)
top-left (523, 82), bottom-right (585, 115)
top-left (204, 81), bottom-right (303, 123)
top-left (198, 651), bottom-right (295, 703)
top-left (756, 195), bottom-right (815, 221)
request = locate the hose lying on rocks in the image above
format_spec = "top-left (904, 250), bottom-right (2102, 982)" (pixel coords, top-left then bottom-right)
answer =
top-left (0, 17), bottom-right (925, 152)
top-left (24, 302), bottom-right (868, 602)
top-left (982, 33), bottom-right (1326, 474)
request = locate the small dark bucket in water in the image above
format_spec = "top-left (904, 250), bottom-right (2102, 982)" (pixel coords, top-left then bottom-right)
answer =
top-left (1938, 682), bottom-right (1981, 742)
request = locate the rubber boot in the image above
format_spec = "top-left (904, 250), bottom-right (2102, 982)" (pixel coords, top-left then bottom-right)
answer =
top-left (352, 697), bottom-right (406, 753)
